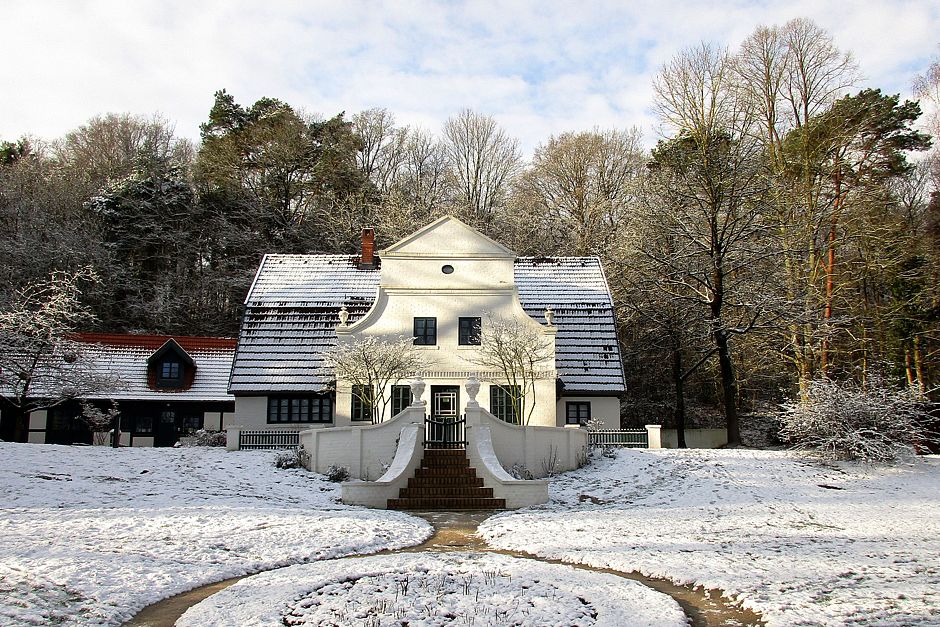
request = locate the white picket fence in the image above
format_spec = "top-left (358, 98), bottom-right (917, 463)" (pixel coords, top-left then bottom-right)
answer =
top-left (238, 429), bottom-right (300, 450)
top-left (588, 429), bottom-right (649, 448)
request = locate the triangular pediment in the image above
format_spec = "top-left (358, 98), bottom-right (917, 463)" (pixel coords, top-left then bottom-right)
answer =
top-left (381, 215), bottom-right (516, 258)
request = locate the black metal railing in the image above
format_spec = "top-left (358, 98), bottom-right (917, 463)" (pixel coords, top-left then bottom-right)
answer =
top-left (424, 413), bottom-right (467, 449)
top-left (239, 429), bottom-right (300, 450)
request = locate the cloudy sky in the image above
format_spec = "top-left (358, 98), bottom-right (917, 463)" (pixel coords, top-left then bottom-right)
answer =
top-left (3, 0), bottom-right (938, 155)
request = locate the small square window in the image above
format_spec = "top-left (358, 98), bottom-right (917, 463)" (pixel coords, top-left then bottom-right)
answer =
top-left (160, 361), bottom-right (181, 381)
top-left (414, 317), bottom-right (437, 345)
top-left (458, 317), bottom-right (482, 345)
top-left (566, 401), bottom-right (591, 425)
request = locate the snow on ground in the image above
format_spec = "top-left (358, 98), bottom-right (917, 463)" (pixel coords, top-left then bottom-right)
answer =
top-left (177, 552), bottom-right (688, 627)
top-left (479, 448), bottom-right (940, 626)
top-left (0, 442), bottom-right (431, 626)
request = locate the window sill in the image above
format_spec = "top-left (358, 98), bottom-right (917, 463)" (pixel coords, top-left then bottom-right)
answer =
top-left (414, 345), bottom-right (440, 350)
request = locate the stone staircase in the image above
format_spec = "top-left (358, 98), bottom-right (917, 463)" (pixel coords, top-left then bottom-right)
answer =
top-left (387, 448), bottom-right (505, 510)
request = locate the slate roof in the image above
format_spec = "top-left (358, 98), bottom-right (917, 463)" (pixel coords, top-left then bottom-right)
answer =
top-left (73, 333), bottom-right (236, 402)
top-left (515, 258), bottom-right (626, 394)
top-left (230, 254), bottom-right (625, 395)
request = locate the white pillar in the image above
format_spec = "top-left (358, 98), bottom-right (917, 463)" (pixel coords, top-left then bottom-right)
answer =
top-left (226, 425), bottom-right (241, 451)
top-left (645, 424), bottom-right (662, 449)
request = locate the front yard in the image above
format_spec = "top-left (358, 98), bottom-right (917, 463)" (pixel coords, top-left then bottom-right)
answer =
top-left (0, 443), bottom-right (431, 625)
top-left (1, 442), bottom-right (938, 625)
top-left (480, 448), bottom-right (940, 626)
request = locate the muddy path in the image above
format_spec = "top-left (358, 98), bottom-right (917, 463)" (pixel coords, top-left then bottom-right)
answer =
top-left (125, 510), bottom-right (763, 627)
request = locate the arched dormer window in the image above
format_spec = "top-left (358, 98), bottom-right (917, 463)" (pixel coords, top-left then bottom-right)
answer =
top-left (147, 339), bottom-right (196, 391)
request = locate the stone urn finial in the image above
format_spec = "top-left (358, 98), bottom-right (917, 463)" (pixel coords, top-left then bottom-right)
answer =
top-left (410, 377), bottom-right (426, 406)
top-left (465, 375), bottom-right (481, 407)
top-left (338, 305), bottom-right (349, 327)
top-left (544, 306), bottom-right (555, 326)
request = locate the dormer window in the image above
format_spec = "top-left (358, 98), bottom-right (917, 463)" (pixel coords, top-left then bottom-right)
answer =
top-left (147, 339), bottom-right (195, 391)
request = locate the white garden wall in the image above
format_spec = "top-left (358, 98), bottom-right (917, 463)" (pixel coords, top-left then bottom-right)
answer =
top-left (468, 406), bottom-right (588, 478)
top-left (660, 428), bottom-right (729, 449)
top-left (299, 406), bottom-right (426, 480)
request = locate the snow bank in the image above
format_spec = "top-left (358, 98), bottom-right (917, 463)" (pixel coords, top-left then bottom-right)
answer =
top-left (479, 448), bottom-right (940, 626)
top-left (178, 552), bottom-right (687, 626)
top-left (0, 443), bottom-right (431, 626)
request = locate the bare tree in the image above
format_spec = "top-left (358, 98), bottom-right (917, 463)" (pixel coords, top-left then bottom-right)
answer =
top-left (0, 268), bottom-right (118, 442)
top-left (442, 109), bottom-right (521, 219)
top-left (913, 47), bottom-right (940, 191)
top-left (56, 112), bottom-right (193, 188)
top-left (512, 128), bottom-right (645, 256)
top-left (735, 19), bottom-right (859, 390)
top-left (648, 42), bottom-right (774, 446)
top-left (465, 314), bottom-right (553, 425)
top-left (327, 335), bottom-right (432, 424)
top-left (353, 108), bottom-right (409, 193)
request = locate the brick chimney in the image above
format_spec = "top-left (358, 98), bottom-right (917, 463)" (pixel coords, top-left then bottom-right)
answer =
top-left (359, 227), bottom-right (376, 269)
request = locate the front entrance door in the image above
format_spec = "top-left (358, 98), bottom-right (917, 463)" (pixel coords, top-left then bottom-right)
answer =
top-left (154, 409), bottom-right (178, 447)
top-left (431, 386), bottom-right (460, 420)
top-left (426, 386), bottom-right (464, 448)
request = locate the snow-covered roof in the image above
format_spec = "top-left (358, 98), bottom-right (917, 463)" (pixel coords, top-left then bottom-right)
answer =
top-left (515, 258), bottom-right (626, 394)
top-left (230, 255), bottom-right (625, 395)
top-left (74, 333), bottom-right (236, 402)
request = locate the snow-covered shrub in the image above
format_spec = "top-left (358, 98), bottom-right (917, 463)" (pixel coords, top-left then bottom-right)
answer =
top-left (325, 464), bottom-right (350, 482)
top-left (191, 429), bottom-right (226, 447)
top-left (80, 401), bottom-right (119, 445)
top-left (504, 463), bottom-right (532, 480)
top-left (583, 417), bottom-right (606, 432)
top-left (778, 377), bottom-right (935, 463)
top-left (274, 448), bottom-right (307, 469)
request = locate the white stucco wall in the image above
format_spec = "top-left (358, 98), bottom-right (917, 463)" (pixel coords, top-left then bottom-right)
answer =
top-left (300, 406), bottom-right (426, 480)
top-left (555, 396), bottom-right (620, 429)
top-left (202, 411), bottom-right (233, 432)
top-left (28, 410), bottom-right (47, 431)
top-left (469, 406), bottom-right (588, 478)
top-left (234, 396), bottom-right (268, 428)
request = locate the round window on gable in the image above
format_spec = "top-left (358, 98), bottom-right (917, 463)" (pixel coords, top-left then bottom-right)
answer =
top-left (442, 265), bottom-right (454, 274)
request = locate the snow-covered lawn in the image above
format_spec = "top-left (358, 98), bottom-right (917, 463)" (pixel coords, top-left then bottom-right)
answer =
top-left (178, 552), bottom-right (687, 626)
top-left (0, 443), bottom-right (431, 626)
top-left (480, 448), bottom-right (940, 626)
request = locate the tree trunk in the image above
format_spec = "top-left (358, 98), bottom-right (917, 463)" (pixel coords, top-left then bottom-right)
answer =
top-left (8, 406), bottom-right (28, 443)
top-left (714, 329), bottom-right (741, 446)
top-left (821, 172), bottom-right (843, 375)
top-left (672, 346), bottom-right (687, 449)
top-left (913, 336), bottom-right (926, 397)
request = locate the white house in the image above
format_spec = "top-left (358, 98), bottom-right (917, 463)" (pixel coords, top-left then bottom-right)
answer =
top-left (227, 216), bottom-right (627, 508)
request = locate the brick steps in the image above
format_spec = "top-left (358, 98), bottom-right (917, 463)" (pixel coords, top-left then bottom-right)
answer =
top-left (389, 448), bottom-right (504, 510)
top-left (388, 497), bottom-right (506, 509)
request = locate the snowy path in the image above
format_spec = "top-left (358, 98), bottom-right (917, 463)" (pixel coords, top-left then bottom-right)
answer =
top-left (0, 443), bottom-right (431, 626)
top-left (479, 449), bottom-right (940, 626)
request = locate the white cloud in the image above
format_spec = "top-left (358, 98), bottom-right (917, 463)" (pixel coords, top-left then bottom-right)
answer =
top-left (1, 0), bottom-right (937, 155)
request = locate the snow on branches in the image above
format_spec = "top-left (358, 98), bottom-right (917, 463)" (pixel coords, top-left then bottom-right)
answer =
top-left (778, 377), bottom-right (936, 463)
